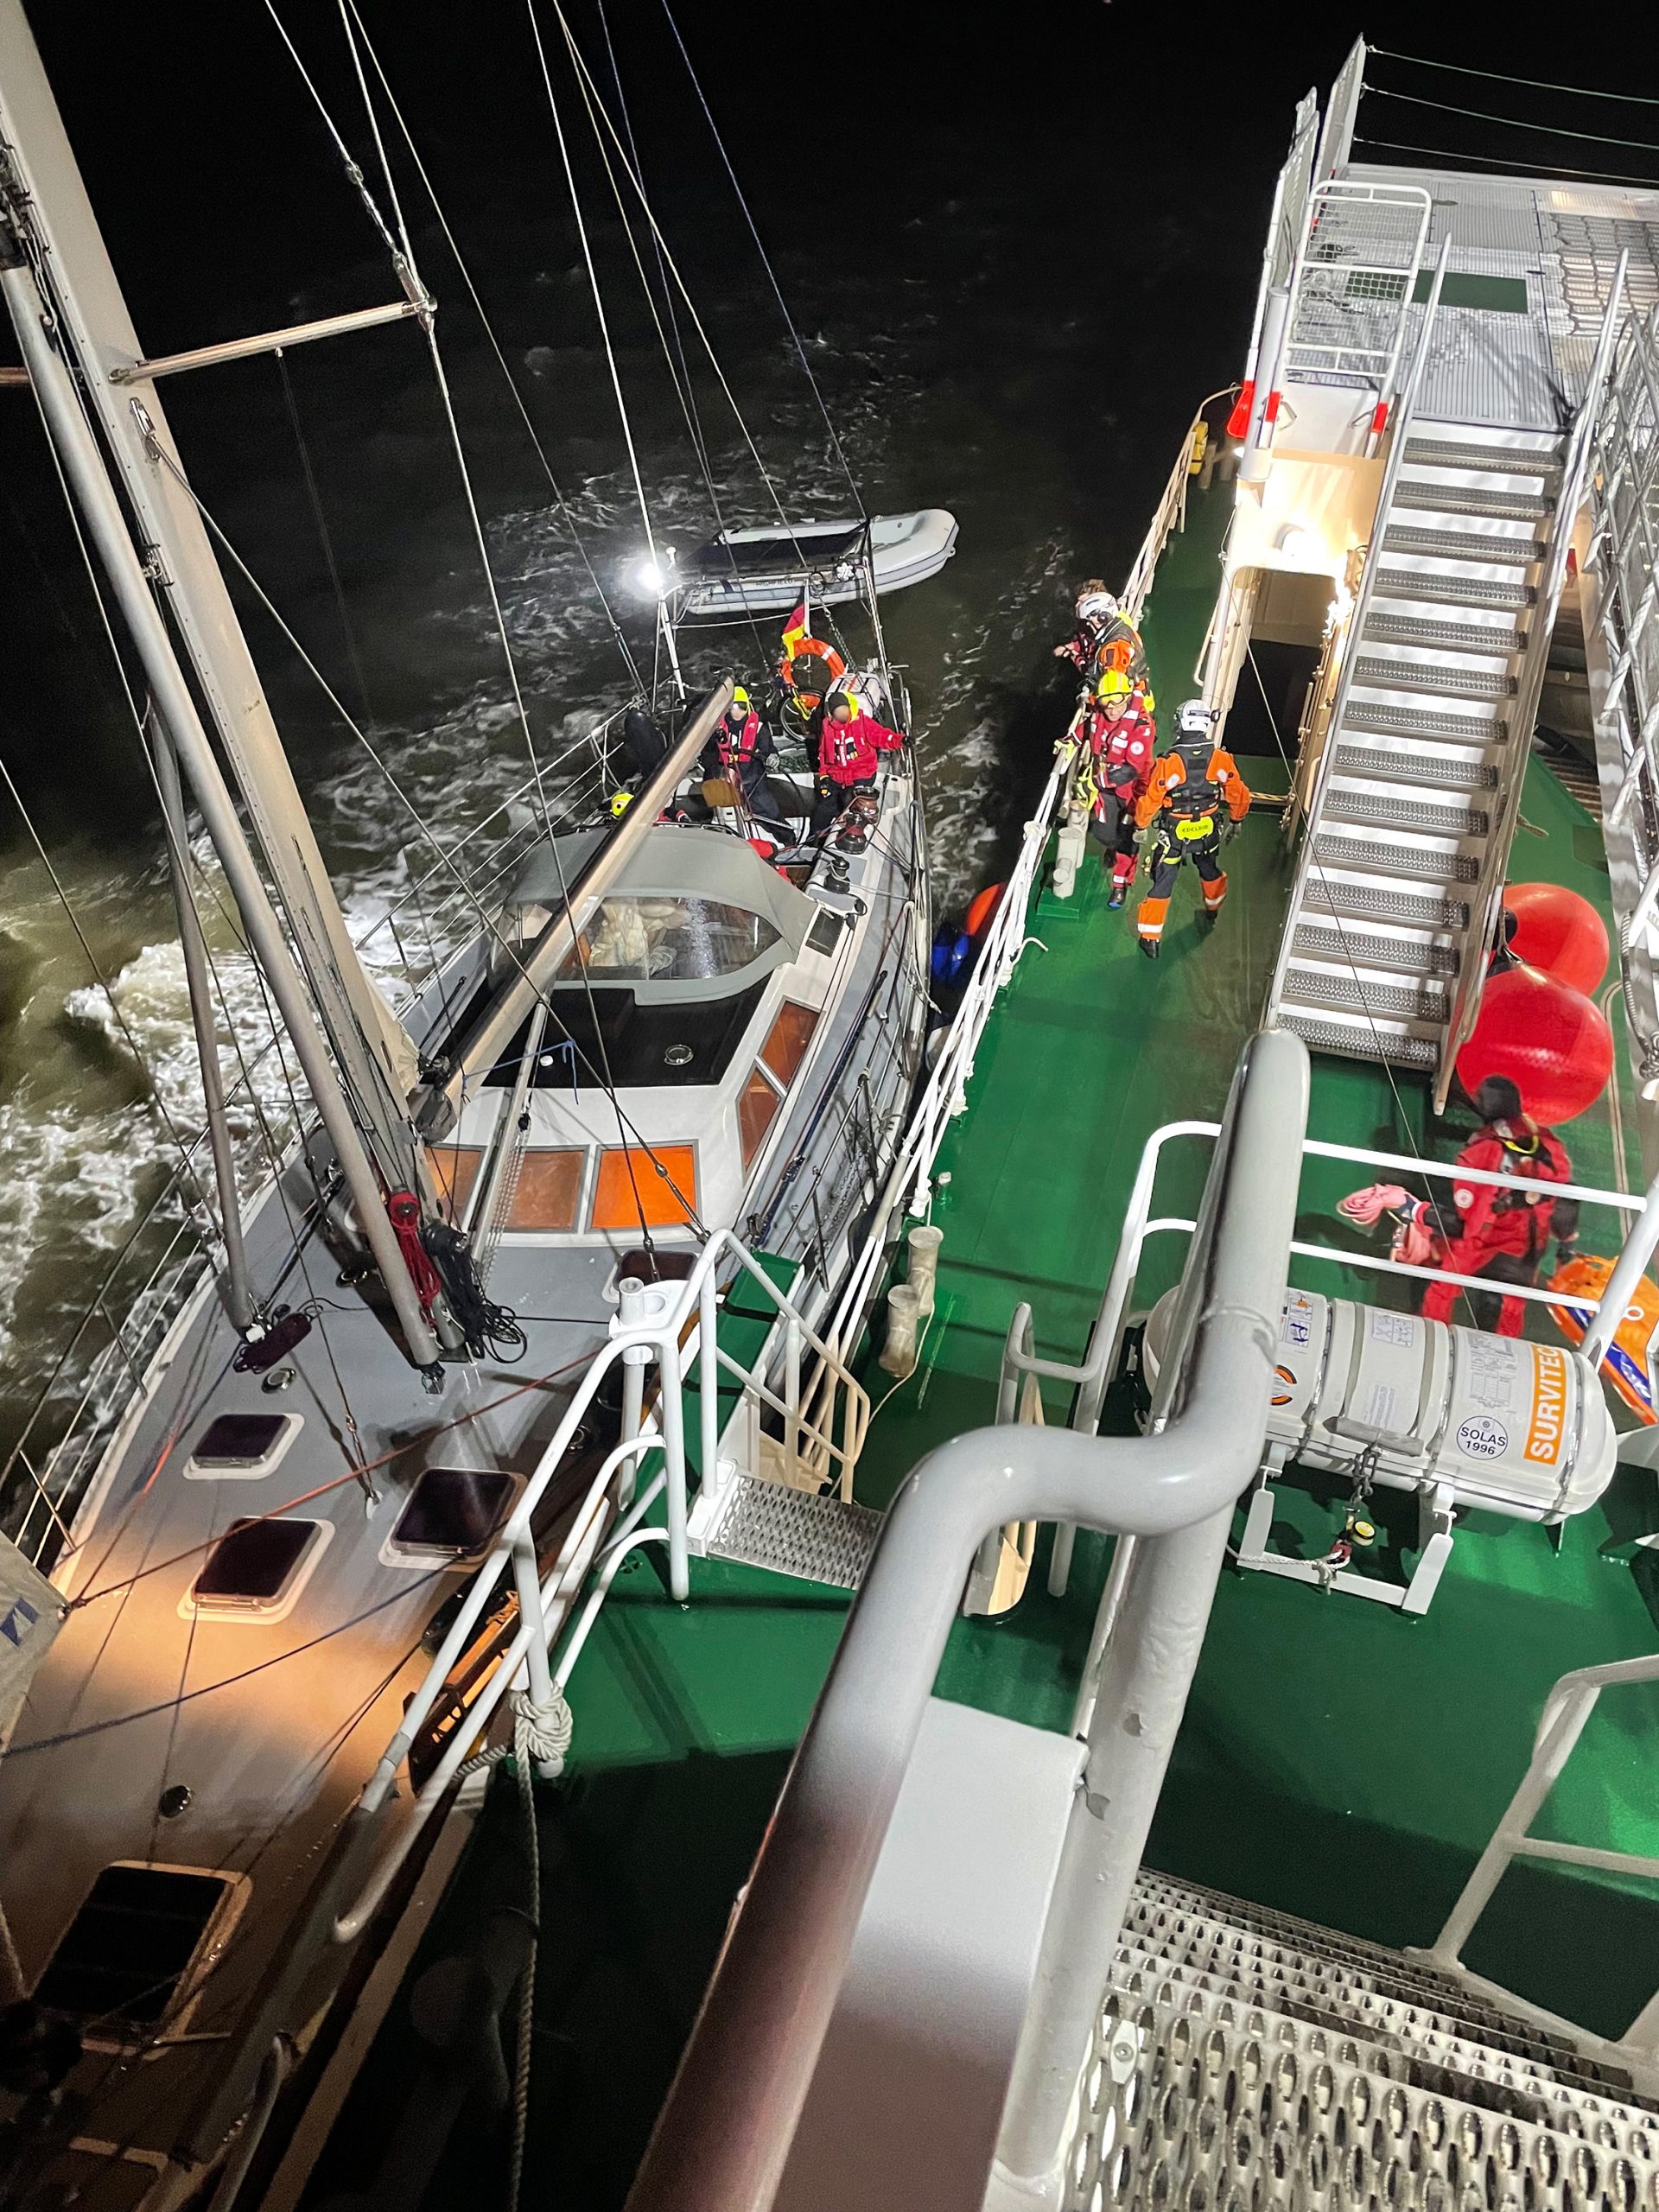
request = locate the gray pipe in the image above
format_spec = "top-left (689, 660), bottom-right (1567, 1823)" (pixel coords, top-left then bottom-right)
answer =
top-left (625, 1027), bottom-right (1309, 2212)
top-left (2, 252), bottom-right (441, 1370)
top-left (151, 714), bottom-right (253, 1332)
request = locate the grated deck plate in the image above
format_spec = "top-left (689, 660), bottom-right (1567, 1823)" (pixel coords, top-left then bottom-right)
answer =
top-left (1363, 609), bottom-right (1526, 654)
top-left (1302, 877), bottom-right (1469, 930)
top-left (1403, 437), bottom-right (1562, 478)
top-left (1292, 922), bottom-right (1458, 976)
top-left (1332, 744), bottom-right (1496, 791)
top-left (1313, 832), bottom-right (1479, 884)
top-left (1391, 480), bottom-right (1552, 520)
top-left (1373, 564), bottom-right (1534, 611)
top-left (1344, 699), bottom-right (1503, 746)
top-left (1353, 654), bottom-right (1514, 699)
top-left (1383, 523), bottom-right (1544, 564)
top-left (1277, 1007), bottom-right (1440, 1067)
top-left (703, 1473), bottom-right (880, 1590)
top-left (1325, 789), bottom-right (1489, 838)
top-left (1286, 967), bottom-right (1446, 1020)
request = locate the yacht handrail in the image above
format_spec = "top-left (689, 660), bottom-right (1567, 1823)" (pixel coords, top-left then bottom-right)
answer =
top-left (1409, 1651), bottom-right (1659, 2063)
top-left (329, 1222), bottom-right (869, 1945)
top-left (624, 1025), bottom-right (1312, 2212)
top-left (1266, 238), bottom-right (1451, 1017)
top-left (1438, 255), bottom-right (1630, 1109)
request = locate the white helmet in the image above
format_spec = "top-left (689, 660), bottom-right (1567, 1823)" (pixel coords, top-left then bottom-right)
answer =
top-left (1076, 589), bottom-right (1117, 625)
top-left (1176, 699), bottom-right (1217, 737)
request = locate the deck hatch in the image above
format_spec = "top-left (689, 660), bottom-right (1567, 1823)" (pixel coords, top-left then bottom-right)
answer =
top-left (35, 1866), bottom-right (232, 2027)
top-left (189, 1516), bottom-right (328, 1616)
top-left (391, 1467), bottom-right (517, 1558)
top-left (185, 1411), bottom-right (300, 1481)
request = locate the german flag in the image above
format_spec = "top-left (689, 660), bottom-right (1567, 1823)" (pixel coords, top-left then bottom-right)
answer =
top-left (781, 601), bottom-right (809, 659)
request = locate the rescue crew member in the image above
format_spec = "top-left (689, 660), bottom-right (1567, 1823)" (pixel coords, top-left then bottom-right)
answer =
top-left (1132, 700), bottom-right (1250, 957)
top-left (1077, 669), bottom-right (1156, 907)
top-left (1053, 582), bottom-right (1147, 689)
top-left (1339, 1077), bottom-right (1579, 1338)
top-left (810, 692), bottom-right (904, 837)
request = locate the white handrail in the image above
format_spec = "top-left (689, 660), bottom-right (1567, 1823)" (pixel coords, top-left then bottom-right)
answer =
top-left (1412, 1652), bottom-right (1659, 2061)
top-left (330, 1222), bottom-right (868, 1942)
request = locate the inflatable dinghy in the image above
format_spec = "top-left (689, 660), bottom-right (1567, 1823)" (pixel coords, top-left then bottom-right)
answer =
top-left (671, 509), bottom-right (958, 620)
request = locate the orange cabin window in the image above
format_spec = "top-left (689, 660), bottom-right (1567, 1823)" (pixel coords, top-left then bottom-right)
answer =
top-left (505, 1149), bottom-right (584, 1231)
top-left (740, 1068), bottom-right (783, 1168)
top-left (429, 1146), bottom-right (484, 1221)
top-left (592, 1145), bottom-right (697, 1230)
top-left (761, 1001), bottom-right (819, 1085)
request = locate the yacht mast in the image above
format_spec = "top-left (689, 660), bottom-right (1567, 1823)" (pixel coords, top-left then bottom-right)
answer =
top-left (0, 0), bottom-right (419, 1184)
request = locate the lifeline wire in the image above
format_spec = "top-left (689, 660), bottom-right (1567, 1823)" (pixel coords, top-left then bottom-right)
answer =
top-left (1369, 47), bottom-right (1659, 107)
top-left (1367, 84), bottom-right (1659, 156)
top-left (1354, 137), bottom-right (1659, 194)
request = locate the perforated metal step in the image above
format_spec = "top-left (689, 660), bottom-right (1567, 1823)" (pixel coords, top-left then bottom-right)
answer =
top-left (1292, 921), bottom-right (1458, 976)
top-left (1374, 565), bottom-right (1534, 612)
top-left (1304, 878), bottom-right (1469, 931)
top-left (1332, 744), bottom-right (1497, 792)
top-left (1392, 480), bottom-right (1553, 520)
top-left (1344, 699), bottom-right (1503, 746)
top-left (702, 1474), bottom-right (880, 1589)
top-left (1403, 438), bottom-right (1562, 479)
top-left (1284, 967), bottom-right (1446, 1021)
top-left (1277, 1007), bottom-right (1440, 1067)
top-left (1326, 788), bottom-right (1489, 838)
top-left (1383, 524), bottom-right (1544, 565)
top-left (1364, 609), bottom-right (1527, 655)
top-left (1353, 654), bottom-right (1515, 700)
top-left (1313, 831), bottom-right (1479, 883)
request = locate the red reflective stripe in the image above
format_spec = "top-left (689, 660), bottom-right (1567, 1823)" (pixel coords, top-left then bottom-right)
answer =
top-left (1225, 383), bottom-right (1253, 439)
top-left (1262, 391), bottom-right (1282, 427)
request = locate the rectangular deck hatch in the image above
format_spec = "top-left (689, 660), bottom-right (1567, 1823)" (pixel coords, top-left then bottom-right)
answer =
top-left (35, 1866), bottom-right (232, 2026)
top-left (392, 1467), bottom-right (516, 1557)
top-left (189, 1517), bottom-right (328, 1618)
top-left (186, 1410), bottom-right (300, 1480)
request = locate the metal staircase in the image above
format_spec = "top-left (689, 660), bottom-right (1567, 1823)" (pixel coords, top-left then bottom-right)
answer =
top-left (1065, 1869), bottom-right (1659, 2212)
top-left (1274, 422), bottom-right (1567, 1076)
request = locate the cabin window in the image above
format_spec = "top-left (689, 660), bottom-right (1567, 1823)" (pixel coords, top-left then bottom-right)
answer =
top-left (35, 1866), bottom-right (233, 2028)
top-left (807, 906), bottom-right (847, 956)
top-left (740, 1067), bottom-right (784, 1169)
top-left (189, 1517), bottom-right (329, 1619)
top-left (556, 898), bottom-right (779, 985)
top-left (429, 1145), bottom-right (484, 1222)
top-left (760, 1002), bottom-right (820, 1085)
top-left (186, 1411), bottom-right (301, 1482)
top-left (505, 1148), bottom-right (585, 1231)
top-left (591, 1144), bottom-right (697, 1230)
top-left (391, 1466), bottom-right (517, 1559)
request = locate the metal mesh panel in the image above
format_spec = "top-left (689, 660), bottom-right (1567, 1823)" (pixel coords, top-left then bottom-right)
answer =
top-left (1287, 185), bottom-right (1431, 389)
top-left (703, 1474), bottom-right (880, 1589)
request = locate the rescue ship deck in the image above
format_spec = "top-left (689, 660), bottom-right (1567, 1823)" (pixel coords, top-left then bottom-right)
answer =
top-left (310, 477), bottom-right (1659, 2210)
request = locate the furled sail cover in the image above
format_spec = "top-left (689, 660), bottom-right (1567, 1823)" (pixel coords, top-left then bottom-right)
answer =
top-left (0, 1535), bottom-right (63, 1743)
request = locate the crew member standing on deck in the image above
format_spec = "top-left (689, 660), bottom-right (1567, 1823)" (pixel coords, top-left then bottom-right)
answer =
top-left (1053, 583), bottom-right (1147, 690)
top-left (1077, 669), bottom-right (1156, 907)
top-left (1339, 1077), bottom-right (1579, 1337)
top-left (810, 692), bottom-right (904, 837)
top-left (1133, 701), bottom-right (1250, 957)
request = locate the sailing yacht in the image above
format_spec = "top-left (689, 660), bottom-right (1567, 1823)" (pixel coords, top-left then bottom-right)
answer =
top-left (0, 1), bottom-right (944, 2201)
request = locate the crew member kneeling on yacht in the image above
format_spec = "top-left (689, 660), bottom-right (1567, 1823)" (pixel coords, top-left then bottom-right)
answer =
top-left (810, 693), bottom-right (904, 837)
top-left (1132, 701), bottom-right (1251, 957)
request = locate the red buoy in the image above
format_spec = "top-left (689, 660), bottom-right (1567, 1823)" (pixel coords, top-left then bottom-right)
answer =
top-left (1503, 882), bottom-right (1609, 997)
top-left (963, 882), bottom-right (1005, 939)
top-left (1455, 963), bottom-right (1614, 1125)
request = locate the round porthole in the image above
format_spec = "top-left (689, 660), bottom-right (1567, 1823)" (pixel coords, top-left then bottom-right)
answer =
top-left (664, 1044), bottom-right (693, 1067)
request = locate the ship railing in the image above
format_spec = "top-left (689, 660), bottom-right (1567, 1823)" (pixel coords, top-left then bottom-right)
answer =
top-left (1437, 255), bottom-right (1631, 1110)
top-left (1001, 1115), bottom-right (1644, 1682)
top-left (623, 1025), bottom-right (1313, 2212)
top-left (1408, 1651), bottom-right (1659, 2065)
top-left (329, 1223), bottom-right (869, 1947)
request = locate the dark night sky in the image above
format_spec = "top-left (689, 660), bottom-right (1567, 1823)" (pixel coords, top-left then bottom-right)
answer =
top-left (4, 0), bottom-right (1659, 835)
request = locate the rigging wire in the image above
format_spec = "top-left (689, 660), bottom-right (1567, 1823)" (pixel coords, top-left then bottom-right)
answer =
top-left (337, 0), bottom-right (642, 691)
top-left (1353, 136), bottom-right (1659, 194)
top-left (1364, 83), bottom-right (1659, 156)
top-left (658, 0), bottom-right (864, 513)
top-left (522, 0), bottom-right (662, 575)
top-left (1368, 47), bottom-right (1659, 108)
top-left (275, 348), bottom-right (375, 728)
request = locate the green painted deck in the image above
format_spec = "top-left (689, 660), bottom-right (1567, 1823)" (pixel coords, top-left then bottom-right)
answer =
top-left (327, 481), bottom-right (1659, 2209)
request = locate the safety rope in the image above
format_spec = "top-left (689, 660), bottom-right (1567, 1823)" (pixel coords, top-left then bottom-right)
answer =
top-left (1354, 136), bottom-right (1659, 194)
top-left (659, 0), bottom-right (865, 515)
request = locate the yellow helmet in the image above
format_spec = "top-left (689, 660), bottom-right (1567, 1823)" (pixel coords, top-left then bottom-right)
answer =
top-left (609, 789), bottom-right (634, 817)
top-left (731, 684), bottom-right (750, 706)
top-left (1096, 668), bottom-right (1131, 703)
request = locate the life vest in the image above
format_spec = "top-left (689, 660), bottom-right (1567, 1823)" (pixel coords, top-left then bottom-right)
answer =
top-left (718, 710), bottom-right (764, 772)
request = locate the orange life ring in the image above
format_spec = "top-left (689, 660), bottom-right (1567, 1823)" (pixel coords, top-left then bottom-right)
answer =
top-left (779, 635), bottom-right (846, 713)
top-left (964, 882), bottom-right (1005, 939)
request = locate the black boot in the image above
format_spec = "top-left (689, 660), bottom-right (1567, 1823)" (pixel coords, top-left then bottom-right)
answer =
top-left (1139, 936), bottom-right (1159, 960)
